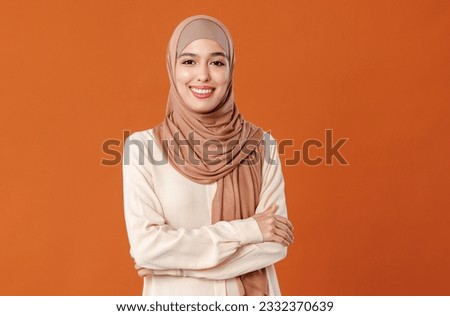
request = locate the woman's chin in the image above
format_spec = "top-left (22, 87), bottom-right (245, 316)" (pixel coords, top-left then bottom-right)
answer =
top-left (186, 102), bottom-right (217, 113)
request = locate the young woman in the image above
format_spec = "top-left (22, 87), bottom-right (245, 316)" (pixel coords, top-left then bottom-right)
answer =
top-left (123, 15), bottom-right (293, 296)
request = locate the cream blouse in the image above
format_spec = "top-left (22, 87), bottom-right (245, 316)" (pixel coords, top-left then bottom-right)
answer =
top-left (122, 129), bottom-right (288, 295)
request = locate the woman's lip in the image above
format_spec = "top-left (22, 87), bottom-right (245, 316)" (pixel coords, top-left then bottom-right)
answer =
top-left (190, 86), bottom-right (215, 99)
top-left (191, 85), bottom-right (214, 89)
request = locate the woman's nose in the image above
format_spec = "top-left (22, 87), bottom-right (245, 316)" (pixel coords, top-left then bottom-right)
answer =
top-left (196, 63), bottom-right (210, 82)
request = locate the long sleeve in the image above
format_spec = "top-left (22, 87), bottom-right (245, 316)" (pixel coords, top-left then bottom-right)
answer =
top-left (153, 132), bottom-right (289, 280)
top-left (123, 131), bottom-right (264, 270)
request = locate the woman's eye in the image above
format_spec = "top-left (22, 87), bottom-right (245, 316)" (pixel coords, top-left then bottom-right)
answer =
top-left (211, 61), bottom-right (225, 66)
top-left (181, 60), bottom-right (195, 65)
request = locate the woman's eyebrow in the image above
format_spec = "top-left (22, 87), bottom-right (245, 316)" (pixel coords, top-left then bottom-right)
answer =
top-left (210, 52), bottom-right (226, 58)
top-left (178, 52), bottom-right (227, 59)
top-left (178, 52), bottom-right (197, 59)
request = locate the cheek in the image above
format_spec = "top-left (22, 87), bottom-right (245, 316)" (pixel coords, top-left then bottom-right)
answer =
top-left (214, 69), bottom-right (230, 87)
top-left (174, 68), bottom-right (191, 88)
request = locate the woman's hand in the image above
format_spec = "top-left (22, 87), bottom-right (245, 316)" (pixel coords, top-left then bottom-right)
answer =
top-left (252, 204), bottom-right (294, 246)
top-left (135, 263), bottom-right (153, 278)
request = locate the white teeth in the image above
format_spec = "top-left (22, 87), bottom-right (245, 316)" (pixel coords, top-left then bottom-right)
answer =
top-left (191, 87), bottom-right (213, 94)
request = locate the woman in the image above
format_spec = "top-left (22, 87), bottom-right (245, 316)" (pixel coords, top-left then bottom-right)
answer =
top-left (123, 15), bottom-right (293, 296)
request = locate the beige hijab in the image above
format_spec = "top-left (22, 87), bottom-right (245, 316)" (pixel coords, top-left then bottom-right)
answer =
top-left (153, 15), bottom-right (268, 296)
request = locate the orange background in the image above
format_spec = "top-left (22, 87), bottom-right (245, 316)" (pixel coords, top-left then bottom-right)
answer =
top-left (1, 0), bottom-right (449, 295)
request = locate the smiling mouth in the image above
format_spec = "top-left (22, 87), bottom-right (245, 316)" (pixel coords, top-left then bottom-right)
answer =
top-left (190, 86), bottom-right (215, 99)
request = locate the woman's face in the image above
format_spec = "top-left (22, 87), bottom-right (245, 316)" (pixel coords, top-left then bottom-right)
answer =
top-left (175, 39), bottom-right (230, 113)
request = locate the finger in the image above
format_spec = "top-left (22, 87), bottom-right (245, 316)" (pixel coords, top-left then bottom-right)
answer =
top-left (267, 228), bottom-right (290, 246)
top-left (274, 221), bottom-right (294, 241)
top-left (273, 234), bottom-right (290, 246)
top-left (274, 227), bottom-right (293, 244)
top-left (274, 217), bottom-right (294, 234)
top-left (274, 215), bottom-right (293, 230)
top-left (135, 263), bottom-right (142, 270)
top-left (137, 269), bottom-right (152, 278)
top-left (273, 218), bottom-right (290, 230)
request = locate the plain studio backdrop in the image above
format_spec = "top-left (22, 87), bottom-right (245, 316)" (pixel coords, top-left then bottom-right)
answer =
top-left (0, 0), bottom-right (448, 295)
